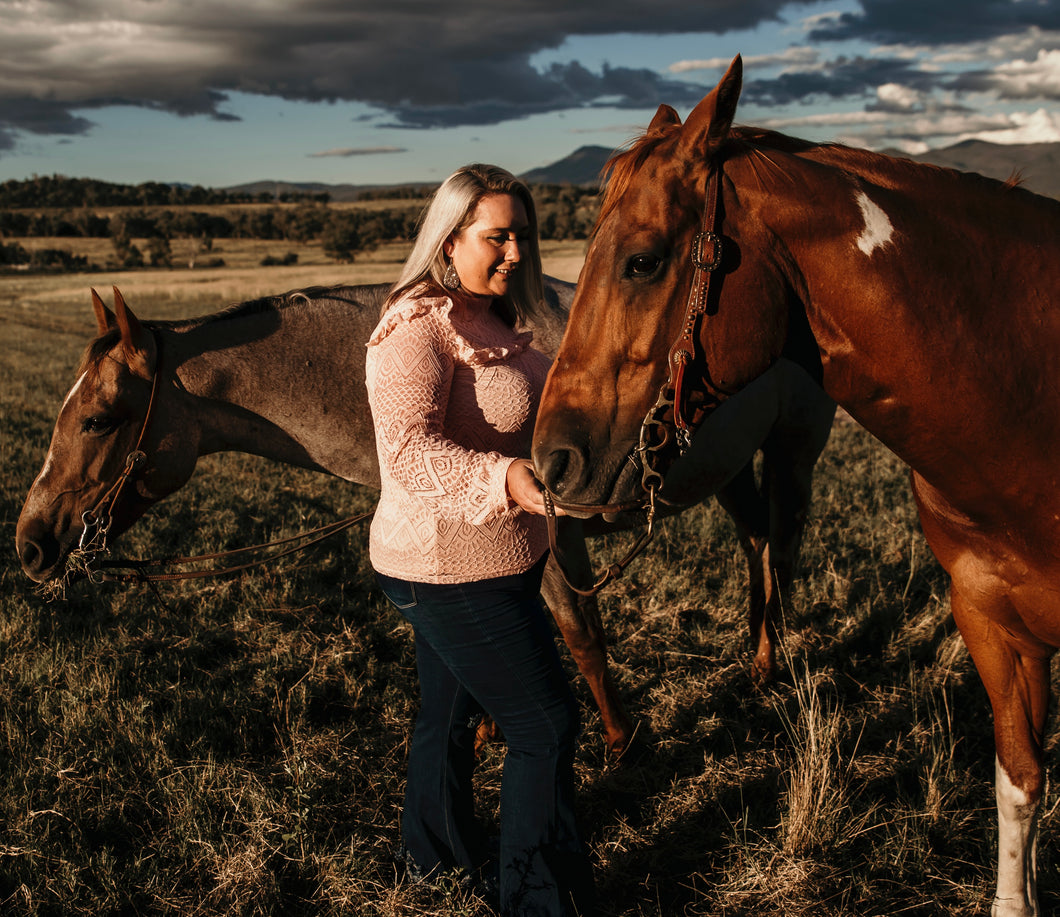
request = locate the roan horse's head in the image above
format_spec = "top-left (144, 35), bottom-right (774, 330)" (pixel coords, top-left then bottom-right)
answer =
top-left (16, 288), bottom-right (191, 584)
top-left (533, 56), bottom-right (797, 513)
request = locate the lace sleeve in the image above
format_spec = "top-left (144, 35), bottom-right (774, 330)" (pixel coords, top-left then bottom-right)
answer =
top-left (366, 308), bottom-right (516, 524)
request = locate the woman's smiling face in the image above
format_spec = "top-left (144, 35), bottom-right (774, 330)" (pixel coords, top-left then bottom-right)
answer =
top-left (445, 193), bottom-right (528, 299)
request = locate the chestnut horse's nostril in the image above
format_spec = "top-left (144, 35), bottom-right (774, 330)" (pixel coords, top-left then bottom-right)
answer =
top-left (535, 446), bottom-right (568, 493)
top-left (17, 535), bottom-right (48, 581)
top-left (534, 441), bottom-right (588, 499)
top-left (15, 516), bottom-right (66, 582)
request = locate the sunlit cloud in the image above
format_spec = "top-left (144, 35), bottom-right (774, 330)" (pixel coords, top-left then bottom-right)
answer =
top-left (669, 47), bottom-right (819, 74)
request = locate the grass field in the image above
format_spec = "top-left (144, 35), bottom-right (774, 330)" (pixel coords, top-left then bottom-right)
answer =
top-left (0, 255), bottom-right (1057, 916)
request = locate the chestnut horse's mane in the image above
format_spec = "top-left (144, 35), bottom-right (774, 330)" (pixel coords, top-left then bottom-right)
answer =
top-left (595, 122), bottom-right (1024, 235)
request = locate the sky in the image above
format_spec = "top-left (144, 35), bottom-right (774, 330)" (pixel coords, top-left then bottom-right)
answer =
top-left (3, 0), bottom-right (1060, 189)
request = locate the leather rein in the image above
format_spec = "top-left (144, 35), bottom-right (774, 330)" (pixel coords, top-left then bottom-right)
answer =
top-left (542, 160), bottom-right (724, 597)
top-left (77, 331), bottom-right (370, 586)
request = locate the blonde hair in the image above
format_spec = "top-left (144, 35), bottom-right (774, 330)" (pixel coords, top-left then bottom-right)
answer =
top-left (386, 163), bottom-right (544, 326)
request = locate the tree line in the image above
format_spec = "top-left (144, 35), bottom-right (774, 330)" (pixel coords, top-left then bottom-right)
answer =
top-left (0, 176), bottom-right (601, 273)
top-left (0, 175), bottom-right (327, 209)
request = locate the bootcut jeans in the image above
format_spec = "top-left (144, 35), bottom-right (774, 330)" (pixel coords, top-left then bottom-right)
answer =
top-left (376, 556), bottom-right (595, 916)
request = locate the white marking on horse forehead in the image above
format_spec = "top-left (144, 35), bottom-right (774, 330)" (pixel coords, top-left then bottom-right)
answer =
top-left (33, 370), bottom-right (90, 486)
top-left (854, 190), bottom-right (894, 256)
top-left (37, 368), bottom-right (90, 474)
top-left (61, 370), bottom-right (89, 412)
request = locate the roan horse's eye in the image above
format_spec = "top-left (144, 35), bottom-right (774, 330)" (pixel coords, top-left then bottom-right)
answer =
top-left (626, 254), bottom-right (661, 277)
top-left (81, 415), bottom-right (119, 436)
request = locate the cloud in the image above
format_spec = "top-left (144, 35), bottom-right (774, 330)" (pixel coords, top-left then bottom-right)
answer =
top-left (669, 47), bottom-right (819, 74)
top-left (741, 55), bottom-right (939, 107)
top-left (308, 146), bottom-right (408, 158)
top-left (0, 0), bottom-right (790, 146)
top-left (871, 82), bottom-right (924, 113)
top-left (950, 47), bottom-right (1060, 99)
top-left (807, 0), bottom-right (1060, 46)
top-left (3, 0), bottom-right (1060, 162)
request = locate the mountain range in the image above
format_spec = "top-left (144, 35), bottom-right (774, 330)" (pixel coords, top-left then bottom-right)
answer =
top-left (225, 138), bottom-right (1060, 202)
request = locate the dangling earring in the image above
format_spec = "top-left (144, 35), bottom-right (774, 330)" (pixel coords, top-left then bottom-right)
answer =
top-left (442, 260), bottom-right (461, 291)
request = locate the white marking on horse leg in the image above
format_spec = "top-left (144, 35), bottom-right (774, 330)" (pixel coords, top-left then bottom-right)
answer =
top-left (992, 755), bottom-right (1040, 917)
top-left (854, 190), bottom-right (894, 256)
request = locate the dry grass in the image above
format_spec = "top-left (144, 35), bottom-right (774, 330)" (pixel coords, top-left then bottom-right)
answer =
top-left (0, 261), bottom-right (1058, 916)
top-left (0, 239), bottom-right (586, 322)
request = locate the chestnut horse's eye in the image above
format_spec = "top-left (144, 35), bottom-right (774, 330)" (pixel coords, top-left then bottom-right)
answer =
top-left (626, 253), bottom-right (661, 277)
top-left (82, 415), bottom-right (119, 436)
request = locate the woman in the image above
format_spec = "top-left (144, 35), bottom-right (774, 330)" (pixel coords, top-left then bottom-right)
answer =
top-left (365, 163), bottom-right (595, 916)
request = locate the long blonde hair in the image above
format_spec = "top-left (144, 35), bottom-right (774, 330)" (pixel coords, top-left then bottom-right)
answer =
top-left (386, 163), bottom-right (544, 326)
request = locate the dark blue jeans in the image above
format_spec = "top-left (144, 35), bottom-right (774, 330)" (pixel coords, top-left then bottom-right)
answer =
top-left (376, 557), bottom-right (595, 916)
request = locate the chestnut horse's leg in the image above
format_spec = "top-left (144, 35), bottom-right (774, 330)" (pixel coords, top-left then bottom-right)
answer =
top-left (950, 585), bottom-right (1049, 917)
top-left (540, 518), bottom-right (635, 758)
top-left (914, 471), bottom-right (1049, 916)
top-left (473, 520), bottom-right (635, 759)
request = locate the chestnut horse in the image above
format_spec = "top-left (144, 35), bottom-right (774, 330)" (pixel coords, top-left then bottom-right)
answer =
top-left (533, 55), bottom-right (1059, 916)
top-left (15, 277), bottom-right (831, 758)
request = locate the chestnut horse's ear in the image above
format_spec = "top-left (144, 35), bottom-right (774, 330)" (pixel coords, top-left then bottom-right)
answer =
top-left (648, 103), bottom-right (682, 132)
top-left (111, 286), bottom-right (156, 379)
top-left (91, 287), bottom-right (117, 335)
top-left (678, 54), bottom-right (742, 161)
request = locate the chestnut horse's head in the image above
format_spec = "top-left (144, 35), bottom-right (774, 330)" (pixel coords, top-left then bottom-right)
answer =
top-left (533, 56), bottom-right (795, 512)
top-left (16, 288), bottom-right (185, 583)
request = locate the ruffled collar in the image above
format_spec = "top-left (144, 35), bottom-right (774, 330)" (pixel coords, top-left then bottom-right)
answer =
top-left (368, 286), bottom-right (534, 365)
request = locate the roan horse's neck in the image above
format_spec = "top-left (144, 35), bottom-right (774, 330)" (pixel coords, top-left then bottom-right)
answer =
top-left (153, 279), bottom-right (571, 492)
top-left (161, 288), bottom-right (384, 487)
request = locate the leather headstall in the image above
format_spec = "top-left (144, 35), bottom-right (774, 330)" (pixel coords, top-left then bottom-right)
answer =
top-left (637, 159), bottom-right (725, 493)
top-left (543, 159), bottom-right (726, 597)
top-left (78, 330), bottom-right (162, 560)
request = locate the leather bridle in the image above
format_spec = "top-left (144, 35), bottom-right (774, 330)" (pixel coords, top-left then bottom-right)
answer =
top-left (77, 336), bottom-right (163, 560)
top-left (72, 331), bottom-right (370, 586)
top-left (542, 159), bottom-right (725, 596)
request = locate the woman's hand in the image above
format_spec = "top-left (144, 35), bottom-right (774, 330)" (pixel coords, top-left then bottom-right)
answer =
top-left (506, 459), bottom-right (564, 516)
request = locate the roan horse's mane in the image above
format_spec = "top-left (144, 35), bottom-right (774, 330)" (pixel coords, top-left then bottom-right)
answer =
top-left (78, 285), bottom-right (373, 375)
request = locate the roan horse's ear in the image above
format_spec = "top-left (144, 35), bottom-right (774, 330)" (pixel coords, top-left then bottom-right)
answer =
top-left (678, 54), bottom-right (743, 161)
top-left (91, 287), bottom-right (117, 335)
top-left (111, 286), bottom-right (156, 380)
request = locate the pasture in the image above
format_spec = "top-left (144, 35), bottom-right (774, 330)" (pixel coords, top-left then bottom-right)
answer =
top-left (0, 252), bottom-right (1057, 915)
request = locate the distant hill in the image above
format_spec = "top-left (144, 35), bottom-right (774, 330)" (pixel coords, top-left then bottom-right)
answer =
top-left (893, 139), bottom-right (1060, 200)
top-left (221, 179), bottom-right (431, 203)
top-left (520, 146), bottom-right (614, 186)
top-left (519, 138), bottom-right (1060, 197)
top-left (219, 138), bottom-right (1060, 202)
top-left (222, 146), bottom-right (615, 201)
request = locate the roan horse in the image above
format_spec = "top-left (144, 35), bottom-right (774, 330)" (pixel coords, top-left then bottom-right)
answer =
top-left (15, 275), bottom-right (832, 759)
top-left (533, 55), bottom-right (1060, 916)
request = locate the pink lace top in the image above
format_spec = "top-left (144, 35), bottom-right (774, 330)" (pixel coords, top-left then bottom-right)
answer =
top-left (365, 286), bottom-right (552, 583)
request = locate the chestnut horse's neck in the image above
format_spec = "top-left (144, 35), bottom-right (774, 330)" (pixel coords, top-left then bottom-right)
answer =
top-left (723, 141), bottom-right (1060, 515)
top-left (157, 285), bottom-right (388, 486)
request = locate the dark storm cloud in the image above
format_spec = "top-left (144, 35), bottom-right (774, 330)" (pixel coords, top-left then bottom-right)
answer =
top-left (379, 61), bottom-right (711, 128)
top-left (808, 0), bottom-right (1060, 45)
top-left (0, 0), bottom-right (790, 146)
top-left (4, 0), bottom-right (1060, 155)
top-left (742, 56), bottom-right (940, 107)
top-left (0, 98), bottom-right (96, 138)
